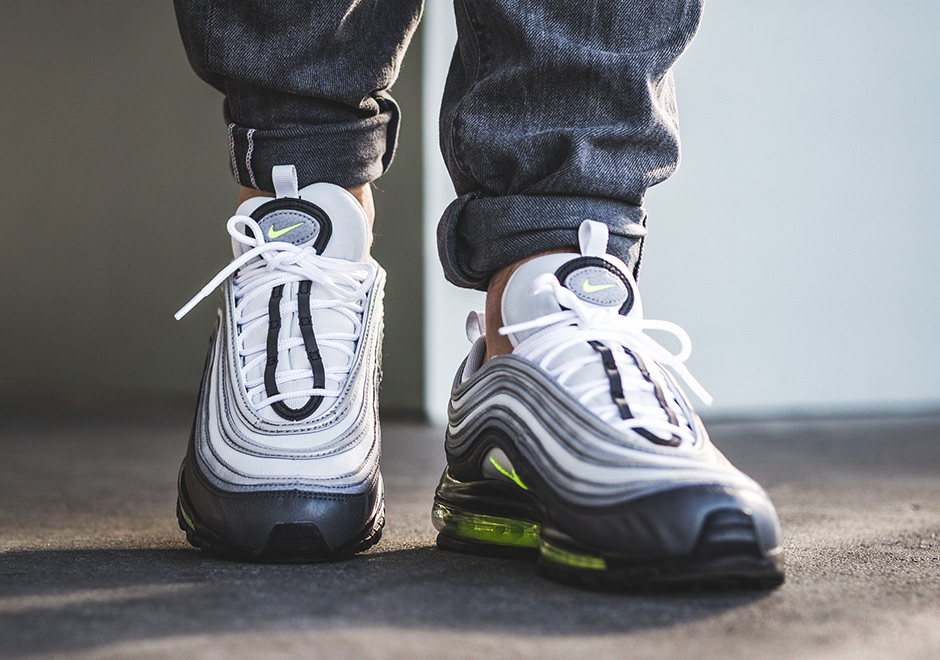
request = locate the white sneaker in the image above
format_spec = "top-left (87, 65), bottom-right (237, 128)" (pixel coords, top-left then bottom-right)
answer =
top-left (174, 165), bottom-right (384, 560)
top-left (432, 220), bottom-right (784, 588)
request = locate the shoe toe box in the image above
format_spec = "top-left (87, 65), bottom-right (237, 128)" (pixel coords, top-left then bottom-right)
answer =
top-left (549, 482), bottom-right (782, 561)
top-left (179, 452), bottom-right (383, 559)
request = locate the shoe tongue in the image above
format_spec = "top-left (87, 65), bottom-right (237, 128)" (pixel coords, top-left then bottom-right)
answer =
top-left (555, 257), bottom-right (636, 315)
top-left (500, 221), bottom-right (685, 441)
top-left (501, 222), bottom-right (643, 347)
top-left (234, 181), bottom-right (370, 262)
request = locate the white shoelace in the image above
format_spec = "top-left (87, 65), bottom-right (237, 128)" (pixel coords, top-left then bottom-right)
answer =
top-left (500, 273), bottom-right (712, 444)
top-left (175, 214), bottom-right (376, 410)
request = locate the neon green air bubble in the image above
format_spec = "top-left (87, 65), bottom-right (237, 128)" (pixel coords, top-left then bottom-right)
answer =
top-left (176, 470), bottom-right (196, 531)
top-left (179, 504), bottom-right (196, 531)
top-left (432, 502), bottom-right (540, 548)
top-left (539, 540), bottom-right (607, 570)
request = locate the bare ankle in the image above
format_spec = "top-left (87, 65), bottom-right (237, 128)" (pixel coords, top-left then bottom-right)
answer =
top-left (238, 186), bottom-right (272, 206)
top-left (344, 183), bottom-right (375, 228)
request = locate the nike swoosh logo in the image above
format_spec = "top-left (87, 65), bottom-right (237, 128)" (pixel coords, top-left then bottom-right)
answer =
top-left (267, 222), bottom-right (304, 239)
top-left (582, 279), bottom-right (615, 293)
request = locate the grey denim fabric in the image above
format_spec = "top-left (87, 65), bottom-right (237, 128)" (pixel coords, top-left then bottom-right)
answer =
top-left (174, 0), bottom-right (703, 289)
top-left (174, 0), bottom-right (423, 190)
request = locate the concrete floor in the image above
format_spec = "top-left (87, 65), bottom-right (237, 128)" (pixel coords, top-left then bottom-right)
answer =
top-left (2, 406), bottom-right (940, 659)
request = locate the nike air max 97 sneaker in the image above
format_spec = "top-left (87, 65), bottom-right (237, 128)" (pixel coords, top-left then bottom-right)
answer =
top-left (433, 220), bottom-right (785, 588)
top-left (174, 165), bottom-right (385, 561)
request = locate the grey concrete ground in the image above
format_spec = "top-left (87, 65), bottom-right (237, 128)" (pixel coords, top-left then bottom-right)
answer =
top-left (1, 406), bottom-right (940, 660)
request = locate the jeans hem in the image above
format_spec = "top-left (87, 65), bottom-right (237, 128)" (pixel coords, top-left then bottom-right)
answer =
top-left (225, 99), bottom-right (399, 191)
top-left (438, 192), bottom-right (648, 290)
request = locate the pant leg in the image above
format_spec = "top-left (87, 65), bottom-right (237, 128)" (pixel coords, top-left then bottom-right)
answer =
top-left (438, 0), bottom-right (704, 289)
top-left (174, 0), bottom-right (423, 191)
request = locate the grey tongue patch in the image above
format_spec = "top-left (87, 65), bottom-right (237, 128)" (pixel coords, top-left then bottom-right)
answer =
top-left (251, 199), bottom-right (333, 252)
top-left (555, 257), bottom-right (634, 315)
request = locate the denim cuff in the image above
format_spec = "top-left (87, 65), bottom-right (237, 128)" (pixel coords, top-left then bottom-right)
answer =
top-left (224, 97), bottom-right (400, 191)
top-left (437, 193), bottom-right (649, 290)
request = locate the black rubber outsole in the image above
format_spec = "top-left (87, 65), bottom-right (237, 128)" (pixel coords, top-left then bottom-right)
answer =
top-left (539, 526), bottom-right (785, 592)
top-left (537, 551), bottom-right (785, 592)
top-left (176, 497), bottom-right (385, 563)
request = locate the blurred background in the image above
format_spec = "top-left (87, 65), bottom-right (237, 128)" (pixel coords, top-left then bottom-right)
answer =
top-left (1, 1), bottom-right (938, 422)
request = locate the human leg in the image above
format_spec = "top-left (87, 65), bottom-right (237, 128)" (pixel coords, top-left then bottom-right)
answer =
top-left (174, 0), bottom-right (422, 192)
top-left (172, 0), bottom-right (422, 560)
top-left (439, 0), bottom-right (705, 360)
top-left (438, 0), bottom-right (703, 290)
top-left (432, 0), bottom-right (785, 587)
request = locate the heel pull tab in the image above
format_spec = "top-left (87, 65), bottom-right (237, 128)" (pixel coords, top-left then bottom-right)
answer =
top-left (272, 165), bottom-right (299, 198)
top-left (578, 220), bottom-right (609, 257)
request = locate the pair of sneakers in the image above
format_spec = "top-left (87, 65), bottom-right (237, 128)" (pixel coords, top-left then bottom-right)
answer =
top-left (174, 165), bottom-right (784, 589)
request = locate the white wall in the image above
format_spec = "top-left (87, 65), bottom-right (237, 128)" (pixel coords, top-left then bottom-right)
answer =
top-left (423, 1), bottom-right (940, 421)
top-left (423, 2), bottom-right (484, 423)
top-left (642, 1), bottom-right (940, 414)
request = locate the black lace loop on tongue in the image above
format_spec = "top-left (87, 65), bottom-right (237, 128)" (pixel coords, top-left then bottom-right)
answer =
top-left (264, 281), bottom-right (325, 421)
top-left (589, 340), bottom-right (631, 419)
top-left (588, 340), bottom-right (681, 447)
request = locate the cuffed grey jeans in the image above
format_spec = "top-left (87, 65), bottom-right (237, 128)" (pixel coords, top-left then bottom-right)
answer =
top-left (174, 0), bottom-right (704, 289)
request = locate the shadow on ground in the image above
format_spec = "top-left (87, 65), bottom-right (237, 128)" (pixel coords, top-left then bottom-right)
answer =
top-left (4, 408), bottom-right (940, 659)
top-left (0, 544), bottom-right (769, 658)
